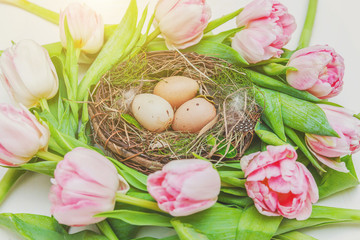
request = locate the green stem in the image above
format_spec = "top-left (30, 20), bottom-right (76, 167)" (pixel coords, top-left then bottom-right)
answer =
top-left (116, 193), bottom-right (164, 213)
top-left (204, 8), bottom-right (243, 33)
top-left (39, 98), bottom-right (50, 112)
top-left (1, 0), bottom-right (59, 24)
top-left (96, 220), bottom-right (119, 240)
top-left (143, 27), bottom-right (161, 48)
top-left (127, 27), bottom-right (161, 60)
top-left (297, 0), bottom-right (318, 49)
top-left (35, 150), bottom-right (63, 162)
top-left (0, 168), bottom-right (26, 204)
top-left (249, 58), bottom-right (289, 67)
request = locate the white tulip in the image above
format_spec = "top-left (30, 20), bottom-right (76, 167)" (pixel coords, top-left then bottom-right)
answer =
top-left (59, 3), bottom-right (104, 54)
top-left (0, 39), bottom-right (59, 108)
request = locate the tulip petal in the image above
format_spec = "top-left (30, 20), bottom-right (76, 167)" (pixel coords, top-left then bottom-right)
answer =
top-left (50, 147), bottom-right (122, 226)
top-left (236, 0), bottom-right (273, 27)
top-left (307, 144), bottom-right (349, 173)
top-left (147, 159), bottom-right (221, 217)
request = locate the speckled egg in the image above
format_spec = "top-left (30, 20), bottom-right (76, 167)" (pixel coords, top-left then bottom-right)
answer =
top-left (131, 94), bottom-right (174, 132)
top-left (172, 98), bottom-right (217, 133)
top-left (153, 76), bottom-right (199, 109)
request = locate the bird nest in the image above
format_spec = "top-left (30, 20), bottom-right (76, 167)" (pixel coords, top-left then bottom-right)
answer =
top-left (89, 51), bottom-right (261, 174)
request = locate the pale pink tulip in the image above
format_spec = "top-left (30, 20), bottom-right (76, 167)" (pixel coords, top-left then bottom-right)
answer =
top-left (49, 147), bottom-right (130, 226)
top-left (241, 145), bottom-right (318, 220)
top-left (305, 105), bottom-right (360, 172)
top-left (0, 103), bottom-right (49, 166)
top-left (154, 0), bottom-right (211, 49)
top-left (287, 45), bottom-right (344, 99)
top-left (60, 3), bottom-right (104, 54)
top-left (0, 39), bottom-right (59, 108)
top-left (147, 159), bottom-right (221, 216)
top-left (232, 0), bottom-right (296, 63)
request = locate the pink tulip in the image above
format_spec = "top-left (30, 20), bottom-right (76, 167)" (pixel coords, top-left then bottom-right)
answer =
top-left (147, 159), bottom-right (221, 216)
top-left (60, 3), bottom-right (104, 54)
top-left (0, 39), bottom-right (59, 108)
top-left (154, 0), bottom-right (211, 49)
top-left (49, 147), bottom-right (130, 226)
top-left (232, 0), bottom-right (296, 63)
top-left (287, 45), bottom-right (344, 99)
top-left (305, 105), bottom-right (360, 172)
top-left (241, 145), bottom-right (318, 220)
top-left (0, 103), bottom-right (49, 166)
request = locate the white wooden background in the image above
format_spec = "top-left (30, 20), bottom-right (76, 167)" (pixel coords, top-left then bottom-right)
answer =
top-left (0, 0), bottom-right (360, 239)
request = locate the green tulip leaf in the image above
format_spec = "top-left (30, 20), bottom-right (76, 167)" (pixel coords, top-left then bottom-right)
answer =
top-left (184, 40), bottom-right (248, 66)
top-left (236, 205), bottom-right (283, 240)
top-left (255, 88), bottom-right (286, 141)
top-left (96, 210), bottom-right (172, 227)
top-left (221, 187), bottom-right (248, 197)
top-left (244, 70), bottom-right (320, 103)
top-left (274, 231), bottom-right (317, 240)
top-left (171, 219), bottom-right (210, 240)
top-left (218, 193), bottom-right (253, 208)
top-left (203, 27), bottom-right (244, 44)
top-left (0, 213), bottom-right (107, 240)
top-left (318, 155), bottom-right (359, 199)
top-left (277, 205), bottom-right (360, 235)
top-left (178, 204), bottom-right (243, 240)
top-left (121, 114), bottom-right (143, 130)
top-left (284, 127), bottom-right (325, 172)
top-left (278, 91), bottom-right (338, 137)
top-left (254, 122), bottom-right (287, 146)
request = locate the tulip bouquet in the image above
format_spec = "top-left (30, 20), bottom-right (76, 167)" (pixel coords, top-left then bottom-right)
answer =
top-left (0, 0), bottom-right (360, 239)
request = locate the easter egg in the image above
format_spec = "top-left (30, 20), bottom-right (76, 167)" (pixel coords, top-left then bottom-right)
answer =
top-left (154, 76), bottom-right (199, 109)
top-left (131, 93), bottom-right (174, 132)
top-left (172, 98), bottom-right (216, 133)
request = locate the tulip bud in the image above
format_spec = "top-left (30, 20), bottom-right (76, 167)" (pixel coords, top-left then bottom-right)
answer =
top-left (154, 0), bottom-right (211, 49)
top-left (305, 104), bottom-right (360, 172)
top-left (286, 45), bottom-right (345, 99)
top-left (232, 0), bottom-right (296, 63)
top-left (241, 145), bottom-right (319, 220)
top-left (0, 39), bottom-right (59, 108)
top-left (60, 3), bottom-right (104, 54)
top-left (49, 147), bottom-right (129, 226)
top-left (0, 103), bottom-right (50, 166)
top-left (147, 159), bottom-right (221, 216)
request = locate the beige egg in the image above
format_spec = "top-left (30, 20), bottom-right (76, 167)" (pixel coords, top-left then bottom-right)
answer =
top-left (172, 98), bottom-right (217, 133)
top-left (153, 76), bottom-right (199, 109)
top-left (131, 94), bottom-right (174, 132)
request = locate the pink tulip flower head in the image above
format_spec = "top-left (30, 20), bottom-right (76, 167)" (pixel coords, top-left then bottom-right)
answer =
top-left (232, 0), bottom-right (296, 63)
top-left (60, 3), bottom-right (104, 54)
top-left (306, 105), bottom-right (360, 172)
top-left (49, 147), bottom-right (130, 226)
top-left (287, 45), bottom-right (345, 99)
top-left (0, 39), bottom-right (59, 108)
top-left (154, 0), bottom-right (211, 49)
top-left (0, 103), bottom-right (49, 166)
top-left (241, 145), bottom-right (318, 220)
top-left (147, 159), bottom-right (221, 216)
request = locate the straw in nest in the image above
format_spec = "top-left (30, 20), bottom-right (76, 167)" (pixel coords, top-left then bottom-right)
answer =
top-left (89, 51), bottom-right (261, 174)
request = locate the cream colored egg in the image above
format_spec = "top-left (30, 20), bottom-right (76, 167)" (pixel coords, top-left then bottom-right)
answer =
top-left (153, 76), bottom-right (199, 109)
top-left (172, 98), bottom-right (216, 133)
top-left (131, 94), bottom-right (174, 132)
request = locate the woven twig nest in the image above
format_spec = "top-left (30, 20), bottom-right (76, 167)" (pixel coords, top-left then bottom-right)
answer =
top-left (89, 51), bottom-right (261, 174)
